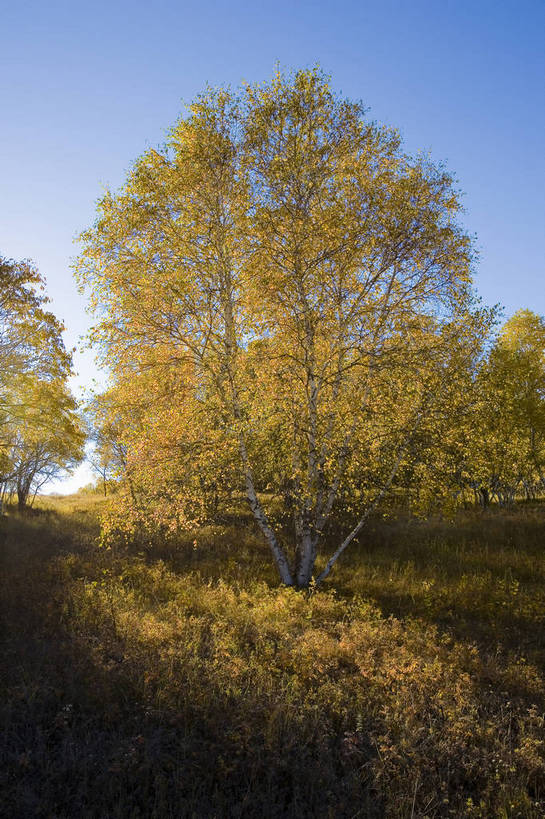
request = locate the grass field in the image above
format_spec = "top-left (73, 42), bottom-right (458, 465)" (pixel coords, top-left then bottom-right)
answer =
top-left (1, 495), bottom-right (545, 817)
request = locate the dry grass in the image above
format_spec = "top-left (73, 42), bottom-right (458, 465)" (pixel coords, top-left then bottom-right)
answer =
top-left (1, 495), bottom-right (544, 817)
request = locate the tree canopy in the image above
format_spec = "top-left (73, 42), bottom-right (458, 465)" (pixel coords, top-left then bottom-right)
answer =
top-left (77, 68), bottom-right (497, 586)
top-left (0, 255), bottom-right (84, 509)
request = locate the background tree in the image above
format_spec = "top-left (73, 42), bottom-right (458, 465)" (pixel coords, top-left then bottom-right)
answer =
top-left (86, 390), bottom-right (130, 496)
top-left (465, 310), bottom-right (545, 506)
top-left (0, 254), bottom-right (84, 510)
top-left (6, 379), bottom-right (85, 510)
top-left (0, 256), bottom-right (70, 389)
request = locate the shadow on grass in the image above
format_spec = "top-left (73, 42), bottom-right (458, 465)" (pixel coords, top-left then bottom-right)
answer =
top-left (136, 505), bottom-right (545, 669)
top-left (325, 509), bottom-right (545, 669)
top-left (0, 511), bottom-right (381, 819)
top-left (3, 502), bottom-right (545, 816)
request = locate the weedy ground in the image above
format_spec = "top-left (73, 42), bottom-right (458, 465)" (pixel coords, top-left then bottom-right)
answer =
top-left (1, 495), bottom-right (545, 818)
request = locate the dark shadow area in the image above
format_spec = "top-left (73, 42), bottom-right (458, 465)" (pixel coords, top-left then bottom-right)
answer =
top-left (328, 507), bottom-right (545, 673)
top-left (4, 502), bottom-right (545, 817)
top-left (0, 512), bottom-right (382, 819)
top-left (137, 504), bottom-right (545, 673)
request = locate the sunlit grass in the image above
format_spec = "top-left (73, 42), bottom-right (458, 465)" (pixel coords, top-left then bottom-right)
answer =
top-left (1, 496), bottom-right (544, 816)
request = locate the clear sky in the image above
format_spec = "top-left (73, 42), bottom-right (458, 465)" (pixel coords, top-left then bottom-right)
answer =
top-left (1, 0), bottom-right (544, 491)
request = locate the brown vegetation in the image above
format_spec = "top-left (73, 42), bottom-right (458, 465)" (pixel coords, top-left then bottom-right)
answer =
top-left (1, 495), bottom-right (545, 817)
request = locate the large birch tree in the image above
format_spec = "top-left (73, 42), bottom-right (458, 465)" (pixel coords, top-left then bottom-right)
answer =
top-left (77, 68), bottom-right (491, 587)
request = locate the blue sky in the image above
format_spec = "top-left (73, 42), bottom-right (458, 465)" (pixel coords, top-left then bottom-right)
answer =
top-left (1, 0), bottom-right (544, 491)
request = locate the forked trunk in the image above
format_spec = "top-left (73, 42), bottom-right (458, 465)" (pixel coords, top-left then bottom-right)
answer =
top-left (296, 526), bottom-right (316, 588)
top-left (239, 436), bottom-right (294, 587)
